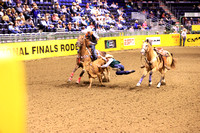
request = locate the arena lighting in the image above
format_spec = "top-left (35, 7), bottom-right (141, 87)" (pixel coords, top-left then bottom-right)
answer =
top-left (0, 46), bottom-right (15, 59)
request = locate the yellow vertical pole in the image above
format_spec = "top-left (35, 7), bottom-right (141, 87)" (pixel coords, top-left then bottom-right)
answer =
top-left (0, 50), bottom-right (27, 133)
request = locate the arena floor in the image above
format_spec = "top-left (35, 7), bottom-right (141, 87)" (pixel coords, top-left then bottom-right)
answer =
top-left (26, 46), bottom-right (200, 133)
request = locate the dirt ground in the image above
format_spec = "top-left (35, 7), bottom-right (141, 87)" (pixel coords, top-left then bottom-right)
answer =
top-left (26, 46), bottom-right (200, 133)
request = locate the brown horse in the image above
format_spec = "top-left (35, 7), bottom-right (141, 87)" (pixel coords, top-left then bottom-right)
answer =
top-left (68, 35), bottom-right (108, 84)
top-left (136, 39), bottom-right (176, 88)
top-left (85, 57), bottom-right (110, 88)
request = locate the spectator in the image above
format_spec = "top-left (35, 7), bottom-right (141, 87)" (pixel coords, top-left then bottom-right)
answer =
top-left (181, 28), bottom-right (187, 47)
top-left (6, 8), bottom-right (13, 21)
top-left (65, 7), bottom-right (71, 18)
top-left (15, 3), bottom-right (23, 14)
top-left (109, 25), bottom-right (115, 32)
top-left (0, 8), bottom-right (4, 17)
top-left (53, 2), bottom-right (61, 14)
top-left (129, 26), bottom-right (134, 32)
top-left (185, 19), bottom-right (192, 30)
top-left (134, 20), bottom-right (139, 29)
top-left (19, 12), bottom-right (25, 21)
top-left (172, 25), bottom-right (179, 33)
top-left (71, 2), bottom-right (77, 15)
top-left (2, 13), bottom-right (10, 23)
top-left (16, 17), bottom-right (25, 28)
top-left (51, 13), bottom-right (59, 22)
top-left (190, 18), bottom-right (194, 25)
top-left (45, 15), bottom-right (55, 31)
top-left (81, 26), bottom-right (87, 33)
top-left (66, 22), bottom-right (73, 31)
top-left (88, 21), bottom-right (95, 30)
top-left (73, 21), bottom-right (81, 31)
top-left (85, 3), bottom-right (90, 11)
top-left (81, 16), bottom-right (87, 27)
top-left (25, 16), bottom-right (34, 28)
top-left (125, 3), bottom-right (131, 9)
top-left (31, 5), bottom-right (40, 26)
top-left (197, 18), bottom-right (200, 25)
top-left (57, 20), bottom-right (66, 29)
top-left (159, 18), bottom-right (165, 26)
top-left (118, 14), bottom-right (125, 24)
top-left (8, 21), bottom-right (19, 33)
top-left (11, 7), bottom-right (16, 16)
top-left (161, 12), bottom-right (165, 19)
top-left (75, 0), bottom-right (82, 4)
top-left (148, 11), bottom-right (154, 19)
top-left (23, 4), bottom-right (31, 19)
top-left (61, 5), bottom-right (67, 14)
top-left (104, 0), bottom-right (109, 8)
top-left (110, 2), bottom-right (117, 9)
top-left (38, 17), bottom-right (48, 32)
top-left (116, 22), bottom-right (127, 30)
top-left (197, 4), bottom-right (200, 11)
top-left (117, 7), bottom-right (124, 15)
top-left (14, 19), bottom-right (23, 33)
top-left (142, 21), bottom-right (149, 29)
top-left (60, 14), bottom-right (66, 23)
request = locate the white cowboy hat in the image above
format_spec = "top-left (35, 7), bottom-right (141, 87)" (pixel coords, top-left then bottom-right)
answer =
top-left (106, 54), bottom-right (113, 58)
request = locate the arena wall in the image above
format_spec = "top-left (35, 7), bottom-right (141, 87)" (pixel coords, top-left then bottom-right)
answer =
top-left (1, 33), bottom-right (199, 61)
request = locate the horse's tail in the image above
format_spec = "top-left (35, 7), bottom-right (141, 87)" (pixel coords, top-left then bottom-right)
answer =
top-left (170, 53), bottom-right (176, 69)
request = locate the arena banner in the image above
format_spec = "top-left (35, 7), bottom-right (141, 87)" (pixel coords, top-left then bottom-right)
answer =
top-left (185, 34), bottom-right (200, 46)
top-left (0, 39), bottom-right (78, 60)
top-left (122, 34), bottom-right (180, 50)
top-left (0, 34), bottom-right (182, 61)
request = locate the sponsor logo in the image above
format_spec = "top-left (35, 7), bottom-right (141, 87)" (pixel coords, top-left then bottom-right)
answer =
top-left (187, 37), bottom-right (200, 42)
top-left (146, 37), bottom-right (161, 45)
top-left (105, 40), bottom-right (116, 49)
top-left (124, 38), bottom-right (135, 46)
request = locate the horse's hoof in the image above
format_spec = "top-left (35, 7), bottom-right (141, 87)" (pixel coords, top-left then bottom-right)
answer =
top-left (161, 82), bottom-right (166, 85)
top-left (157, 82), bottom-right (161, 88)
top-left (68, 77), bottom-right (72, 82)
top-left (76, 81), bottom-right (80, 84)
top-left (149, 82), bottom-right (152, 86)
top-left (136, 83), bottom-right (141, 87)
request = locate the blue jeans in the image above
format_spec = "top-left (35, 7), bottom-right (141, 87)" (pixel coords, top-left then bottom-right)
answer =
top-left (113, 64), bottom-right (131, 75)
top-left (182, 37), bottom-right (186, 46)
top-left (90, 45), bottom-right (97, 60)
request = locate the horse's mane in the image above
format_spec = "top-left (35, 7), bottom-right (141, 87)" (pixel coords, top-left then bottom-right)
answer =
top-left (145, 39), bottom-right (152, 46)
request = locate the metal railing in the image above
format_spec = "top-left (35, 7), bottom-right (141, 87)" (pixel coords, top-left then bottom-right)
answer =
top-left (0, 29), bottom-right (167, 44)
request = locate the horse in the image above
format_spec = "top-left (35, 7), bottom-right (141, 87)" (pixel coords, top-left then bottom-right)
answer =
top-left (68, 35), bottom-right (109, 84)
top-left (84, 57), bottom-right (110, 88)
top-left (136, 39), bottom-right (176, 88)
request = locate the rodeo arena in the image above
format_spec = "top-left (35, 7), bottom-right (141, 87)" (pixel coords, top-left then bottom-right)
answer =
top-left (1, 0), bottom-right (200, 132)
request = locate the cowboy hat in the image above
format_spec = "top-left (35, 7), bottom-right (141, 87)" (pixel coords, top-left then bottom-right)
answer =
top-left (105, 54), bottom-right (113, 58)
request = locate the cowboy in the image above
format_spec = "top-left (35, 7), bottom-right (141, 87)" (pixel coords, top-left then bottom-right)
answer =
top-left (85, 27), bottom-right (99, 60)
top-left (99, 54), bottom-right (135, 75)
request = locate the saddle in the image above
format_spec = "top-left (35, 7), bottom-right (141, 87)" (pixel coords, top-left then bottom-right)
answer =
top-left (154, 47), bottom-right (170, 70)
top-left (154, 47), bottom-right (169, 57)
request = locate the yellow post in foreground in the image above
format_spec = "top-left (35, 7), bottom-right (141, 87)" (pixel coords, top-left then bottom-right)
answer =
top-left (0, 49), bottom-right (26, 133)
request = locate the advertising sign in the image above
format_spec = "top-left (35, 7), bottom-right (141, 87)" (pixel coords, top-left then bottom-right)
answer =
top-left (105, 40), bottom-right (116, 49)
top-left (146, 37), bottom-right (161, 45)
top-left (124, 38), bottom-right (135, 46)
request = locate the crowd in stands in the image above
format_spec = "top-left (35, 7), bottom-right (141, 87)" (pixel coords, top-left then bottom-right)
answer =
top-left (0, 0), bottom-right (199, 34)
